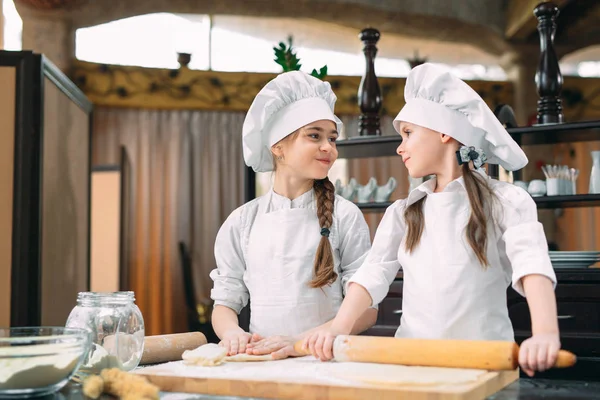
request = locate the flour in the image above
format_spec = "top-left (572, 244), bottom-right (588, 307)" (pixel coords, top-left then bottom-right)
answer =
top-left (137, 357), bottom-right (338, 385)
top-left (332, 335), bottom-right (351, 361)
top-left (0, 343), bottom-right (81, 390)
top-left (79, 343), bottom-right (140, 375)
top-left (137, 356), bottom-right (488, 388)
top-left (78, 332), bottom-right (143, 375)
top-left (101, 332), bottom-right (144, 370)
top-left (78, 343), bottom-right (123, 375)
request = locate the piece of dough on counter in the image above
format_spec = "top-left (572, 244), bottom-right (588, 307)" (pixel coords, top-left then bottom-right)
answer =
top-left (182, 344), bottom-right (227, 366)
top-left (224, 353), bottom-right (274, 362)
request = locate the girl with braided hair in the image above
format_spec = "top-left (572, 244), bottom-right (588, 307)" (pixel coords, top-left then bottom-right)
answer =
top-left (209, 71), bottom-right (375, 360)
top-left (304, 64), bottom-right (561, 377)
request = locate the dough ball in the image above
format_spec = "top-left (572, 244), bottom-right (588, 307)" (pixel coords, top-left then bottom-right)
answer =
top-left (182, 343), bottom-right (228, 366)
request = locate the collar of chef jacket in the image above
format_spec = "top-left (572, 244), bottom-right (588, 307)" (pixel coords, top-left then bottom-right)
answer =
top-left (267, 188), bottom-right (315, 211)
top-left (405, 169), bottom-right (489, 207)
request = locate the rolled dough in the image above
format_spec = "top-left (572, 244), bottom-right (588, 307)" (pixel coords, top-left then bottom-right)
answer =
top-left (181, 344), bottom-right (274, 366)
top-left (224, 354), bottom-right (273, 362)
top-left (181, 344), bottom-right (227, 366)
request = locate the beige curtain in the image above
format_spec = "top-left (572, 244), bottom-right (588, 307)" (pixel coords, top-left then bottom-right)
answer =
top-left (92, 108), bottom-right (245, 335)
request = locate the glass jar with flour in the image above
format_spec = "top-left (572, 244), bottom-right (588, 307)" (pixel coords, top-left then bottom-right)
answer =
top-left (66, 291), bottom-right (145, 375)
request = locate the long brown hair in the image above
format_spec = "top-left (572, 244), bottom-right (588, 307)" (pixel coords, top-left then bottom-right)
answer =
top-left (309, 178), bottom-right (337, 288)
top-left (404, 163), bottom-right (497, 267)
top-left (272, 133), bottom-right (337, 288)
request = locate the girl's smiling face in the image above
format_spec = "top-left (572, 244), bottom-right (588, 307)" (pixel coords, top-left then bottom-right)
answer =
top-left (272, 119), bottom-right (339, 180)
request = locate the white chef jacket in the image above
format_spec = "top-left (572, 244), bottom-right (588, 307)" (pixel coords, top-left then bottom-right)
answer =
top-left (210, 188), bottom-right (372, 337)
top-left (348, 171), bottom-right (557, 341)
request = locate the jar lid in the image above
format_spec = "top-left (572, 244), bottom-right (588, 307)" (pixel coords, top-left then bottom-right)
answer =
top-left (76, 291), bottom-right (135, 306)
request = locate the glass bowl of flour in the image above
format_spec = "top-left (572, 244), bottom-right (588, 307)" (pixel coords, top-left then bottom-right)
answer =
top-left (0, 326), bottom-right (91, 398)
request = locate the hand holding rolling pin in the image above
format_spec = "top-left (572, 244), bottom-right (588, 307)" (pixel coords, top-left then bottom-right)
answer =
top-left (294, 334), bottom-right (576, 373)
top-left (304, 330), bottom-right (564, 376)
top-left (518, 332), bottom-right (561, 377)
top-left (301, 326), bottom-right (347, 362)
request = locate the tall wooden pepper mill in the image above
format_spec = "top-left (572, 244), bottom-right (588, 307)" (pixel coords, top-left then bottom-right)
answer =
top-left (534, 2), bottom-right (564, 124)
top-left (358, 28), bottom-right (382, 136)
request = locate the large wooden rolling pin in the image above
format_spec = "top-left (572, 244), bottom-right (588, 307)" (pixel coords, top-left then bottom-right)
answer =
top-left (294, 335), bottom-right (577, 371)
top-left (140, 332), bottom-right (207, 365)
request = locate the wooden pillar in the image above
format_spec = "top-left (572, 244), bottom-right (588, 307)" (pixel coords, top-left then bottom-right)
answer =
top-left (16, 4), bottom-right (73, 71)
top-left (501, 49), bottom-right (539, 126)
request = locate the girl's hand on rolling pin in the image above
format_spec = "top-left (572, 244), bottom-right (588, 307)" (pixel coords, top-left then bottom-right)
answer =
top-left (219, 329), bottom-right (262, 356)
top-left (246, 335), bottom-right (303, 360)
top-left (518, 332), bottom-right (561, 377)
top-left (301, 328), bottom-right (340, 362)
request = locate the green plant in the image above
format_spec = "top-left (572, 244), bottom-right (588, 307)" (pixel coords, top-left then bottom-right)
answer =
top-left (273, 36), bottom-right (328, 80)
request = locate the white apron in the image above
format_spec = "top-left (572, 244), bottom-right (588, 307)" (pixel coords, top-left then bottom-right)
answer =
top-left (395, 191), bottom-right (514, 341)
top-left (243, 192), bottom-right (343, 337)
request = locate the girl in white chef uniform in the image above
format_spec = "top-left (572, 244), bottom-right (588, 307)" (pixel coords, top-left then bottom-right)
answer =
top-left (209, 71), bottom-right (376, 359)
top-left (304, 64), bottom-right (560, 377)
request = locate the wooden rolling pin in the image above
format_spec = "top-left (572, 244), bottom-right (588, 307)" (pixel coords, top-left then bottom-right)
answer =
top-left (140, 332), bottom-right (207, 365)
top-left (294, 335), bottom-right (577, 371)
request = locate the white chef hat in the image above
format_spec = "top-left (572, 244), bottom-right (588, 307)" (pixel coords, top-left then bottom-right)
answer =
top-left (393, 63), bottom-right (527, 171)
top-left (242, 71), bottom-right (343, 172)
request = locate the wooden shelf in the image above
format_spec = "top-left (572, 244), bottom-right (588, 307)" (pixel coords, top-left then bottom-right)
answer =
top-left (336, 120), bottom-right (600, 159)
top-left (336, 135), bottom-right (400, 158)
top-left (533, 194), bottom-right (600, 208)
top-left (356, 201), bottom-right (393, 213)
top-left (356, 194), bottom-right (600, 212)
top-left (510, 120), bottom-right (600, 145)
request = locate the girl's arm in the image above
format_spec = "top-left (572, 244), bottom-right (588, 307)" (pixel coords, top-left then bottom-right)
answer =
top-left (298, 283), bottom-right (376, 361)
top-left (519, 274), bottom-right (560, 376)
top-left (210, 207), bottom-right (251, 354)
top-left (523, 275), bottom-right (559, 336)
top-left (300, 291), bottom-right (377, 338)
top-left (499, 186), bottom-right (559, 376)
top-left (212, 305), bottom-right (255, 356)
top-left (329, 283), bottom-right (375, 334)
top-left (212, 305), bottom-right (246, 339)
